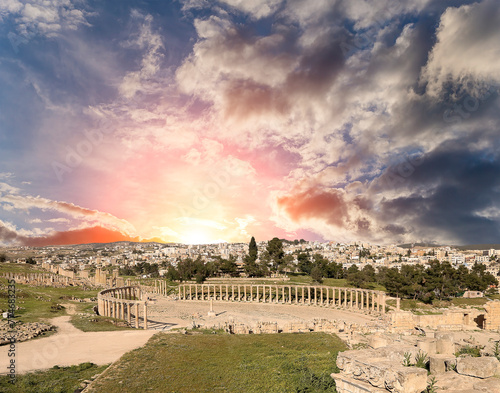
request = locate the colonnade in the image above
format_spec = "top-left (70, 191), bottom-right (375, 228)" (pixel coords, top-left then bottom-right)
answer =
top-left (177, 284), bottom-right (386, 313)
top-left (97, 286), bottom-right (149, 329)
top-left (2, 272), bottom-right (76, 286)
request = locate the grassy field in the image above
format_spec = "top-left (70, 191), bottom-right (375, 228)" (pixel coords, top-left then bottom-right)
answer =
top-left (0, 263), bottom-right (46, 275)
top-left (0, 363), bottom-right (108, 393)
top-left (88, 332), bottom-right (347, 393)
top-left (71, 314), bottom-right (134, 332)
top-left (0, 278), bottom-right (99, 323)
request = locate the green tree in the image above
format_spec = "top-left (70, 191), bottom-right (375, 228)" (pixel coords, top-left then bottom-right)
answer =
top-left (310, 266), bottom-right (323, 283)
top-left (244, 236), bottom-right (261, 277)
top-left (26, 257), bottom-right (36, 265)
top-left (0, 254), bottom-right (7, 263)
top-left (346, 265), bottom-right (365, 288)
top-left (219, 255), bottom-right (239, 277)
top-left (266, 237), bottom-right (284, 273)
top-left (248, 236), bottom-right (258, 261)
top-left (297, 252), bottom-right (312, 274)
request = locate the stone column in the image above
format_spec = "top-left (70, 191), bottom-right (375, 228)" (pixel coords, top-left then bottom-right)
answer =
top-left (320, 287), bottom-right (324, 306)
top-left (382, 294), bottom-right (386, 313)
top-left (275, 286), bottom-right (279, 303)
top-left (250, 285), bottom-right (253, 302)
top-left (307, 287), bottom-right (311, 304)
top-left (143, 303), bottom-right (148, 330)
top-left (289, 286), bottom-right (292, 304)
top-left (226, 285), bottom-right (229, 301)
top-left (377, 292), bottom-right (381, 312)
top-left (135, 303), bottom-right (140, 329)
top-left (232, 285), bottom-right (235, 301)
top-left (371, 292), bottom-right (375, 312)
top-left (238, 285), bottom-right (241, 301)
top-left (127, 303), bottom-right (131, 324)
top-left (302, 287), bottom-right (305, 304)
top-left (244, 285), bottom-right (247, 301)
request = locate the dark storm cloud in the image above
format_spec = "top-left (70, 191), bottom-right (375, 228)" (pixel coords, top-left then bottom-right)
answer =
top-left (379, 134), bottom-right (500, 244)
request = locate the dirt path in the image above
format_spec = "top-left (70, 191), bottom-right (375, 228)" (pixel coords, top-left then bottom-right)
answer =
top-left (60, 303), bottom-right (77, 315)
top-left (0, 316), bottom-right (156, 375)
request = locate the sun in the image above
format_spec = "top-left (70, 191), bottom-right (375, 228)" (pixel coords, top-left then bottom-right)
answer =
top-left (182, 229), bottom-right (213, 245)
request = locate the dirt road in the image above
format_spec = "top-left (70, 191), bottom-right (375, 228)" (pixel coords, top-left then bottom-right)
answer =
top-left (0, 316), bottom-right (156, 374)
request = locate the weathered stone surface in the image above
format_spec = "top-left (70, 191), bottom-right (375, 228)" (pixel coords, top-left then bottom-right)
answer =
top-left (473, 378), bottom-right (500, 392)
top-left (436, 336), bottom-right (456, 355)
top-left (332, 374), bottom-right (387, 393)
top-left (434, 372), bottom-right (476, 391)
top-left (429, 354), bottom-right (456, 374)
top-left (456, 357), bottom-right (500, 379)
top-left (484, 301), bottom-right (500, 331)
top-left (417, 339), bottom-right (437, 355)
top-left (336, 349), bottom-right (428, 393)
top-left (369, 334), bottom-right (389, 349)
top-left (0, 320), bottom-right (54, 344)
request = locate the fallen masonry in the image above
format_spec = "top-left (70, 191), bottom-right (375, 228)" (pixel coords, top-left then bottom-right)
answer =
top-left (0, 320), bottom-right (54, 345)
top-left (332, 327), bottom-right (500, 393)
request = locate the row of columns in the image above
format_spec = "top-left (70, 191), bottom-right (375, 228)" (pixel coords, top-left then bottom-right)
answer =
top-left (97, 286), bottom-right (149, 329)
top-left (177, 284), bottom-right (386, 313)
top-left (2, 272), bottom-right (75, 285)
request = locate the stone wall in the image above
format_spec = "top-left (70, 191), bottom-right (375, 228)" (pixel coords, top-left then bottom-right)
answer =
top-left (221, 319), bottom-right (377, 336)
top-left (484, 300), bottom-right (500, 331)
top-left (390, 308), bottom-right (485, 332)
top-left (390, 301), bottom-right (500, 332)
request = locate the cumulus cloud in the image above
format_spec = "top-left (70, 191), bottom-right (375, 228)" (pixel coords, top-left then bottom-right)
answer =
top-left (119, 11), bottom-right (165, 98)
top-left (3, 0), bottom-right (91, 38)
top-left (422, 0), bottom-right (500, 97)
top-left (3, 0), bottom-right (500, 246)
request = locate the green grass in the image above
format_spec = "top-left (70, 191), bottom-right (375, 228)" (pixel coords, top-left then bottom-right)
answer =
top-left (88, 332), bottom-right (347, 393)
top-left (0, 362), bottom-right (108, 393)
top-left (456, 345), bottom-right (482, 357)
top-left (0, 279), bottom-right (98, 323)
top-left (70, 315), bottom-right (134, 332)
top-left (450, 298), bottom-right (489, 307)
top-left (0, 263), bottom-right (46, 275)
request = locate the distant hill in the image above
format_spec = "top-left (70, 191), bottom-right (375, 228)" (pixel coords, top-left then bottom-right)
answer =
top-left (456, 244), bottom-right (500, 251)
top-left (397, 242), bottom-right (442, 249)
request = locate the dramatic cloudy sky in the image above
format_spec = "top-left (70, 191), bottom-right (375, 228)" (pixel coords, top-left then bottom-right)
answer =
top-left (0, 0), bottom-right (499, 246)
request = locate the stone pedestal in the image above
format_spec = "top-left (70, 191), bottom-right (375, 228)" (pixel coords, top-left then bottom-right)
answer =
top-left (429, 354), bottom-right (456, 374)
top-left (417, 339), bottom-right (437, 355)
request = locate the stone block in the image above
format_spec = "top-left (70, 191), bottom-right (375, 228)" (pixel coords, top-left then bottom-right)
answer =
top-left (337, 350), bottom-right (428, 393)
top-left (332, 374), bottom-right (386, 393)
top-left (456, 357), bottom-right (500, 379)
top-left (436, 337), bottom-right (456, 355)
top-left (474, 378), bottom-right (500, 393)
top-left (368, 334), bottom-right (389, 349)
top-left (429, 354), bottom-right (456, 374)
